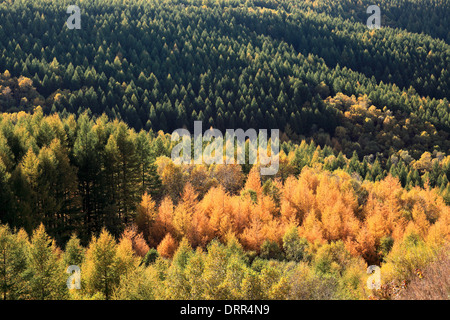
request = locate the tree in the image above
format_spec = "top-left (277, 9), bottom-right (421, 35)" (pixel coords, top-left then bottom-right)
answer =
top-left (184, 248), bottom-right (206, 299)
top-left (0, 159), bottom-right (13, 224)
top-left (150, 196), bottom-right (175, 247)
top-left (244, 166), bottom-right (262, 197)
top-left (113, 265), bottom-right (156, 300)
top-left (116, 234), bottom-right (138, 279)
top-left (105, 123), bottom-right (140, 225)
top-left (121, 227), bottom-right (150, 258)
top-left (283, 225), bottom-right (309, 262)
top-left (136, 192), bottom-right (157, 241)
top-left (260, 240), bottom-right (284, 260)
top-left (202, 240), bottom-right (229, 299)
top-left (63, 234), bottom-right (85, 267)
top-left (141, 248), bottom-right (159, 267)
top-left (157, 233), bottom-right (178, 259)
top-left (213, 164), bottom-right (244, 195)
top-left (135, 131), bottom-right (162, 199)
top-left (173, 183), bottom-right (198, 240)
top-left (15, 148), bottom-right (40, 233)
top-left (313, 241), bottom-right (353, 276)
top-left (156, 157), bottom-right (186, 202)
top-left (39, 139), bottom-right (81, 245)
top-left (72, 112), bottom-right (104, 242)
top-left (240, 269), bottom-right (264, 300)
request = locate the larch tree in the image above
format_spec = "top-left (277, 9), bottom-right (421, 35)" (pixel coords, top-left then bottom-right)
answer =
top-left (184, 248), bottom-right (206, 300)
top-left (82, 229), bottom-right (120, 300)
top-left (151, 196), bottom-right (175, 246)
top-left (202, 240), bottom-right (229, 300)
top-left (15, 148), bottom-right (40, 233)
top-left (244, 165), bottom-right (262, 197)
top-left (157, 233), bottom-right (178, 259)
top-left (63, 234), bottom-right (85, 267)
top-left (135, 130), bottom-right (162, 199)
top-left (173, 183), bottom-right (198, 241)
top-left (72, 112), bottom-right (104, 242)
top-left (283, 225), bottom-right (309, 262)
top-left (0, 226), bottom-right (28, 300)
top-left (136, 192), bottom-right (157, 242)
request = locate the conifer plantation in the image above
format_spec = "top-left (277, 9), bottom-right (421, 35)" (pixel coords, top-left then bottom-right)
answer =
top-left (0, 0), bottom-right (449, 300)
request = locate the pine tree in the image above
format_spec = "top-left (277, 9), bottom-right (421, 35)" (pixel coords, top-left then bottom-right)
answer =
top-left (135, 131), bottom-right (162, 199)
top-left (73, 112), bottom-right (104, 242)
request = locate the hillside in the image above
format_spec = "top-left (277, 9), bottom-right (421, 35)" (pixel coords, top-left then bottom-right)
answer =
top-left (0, 0), bottom-right (449, 158)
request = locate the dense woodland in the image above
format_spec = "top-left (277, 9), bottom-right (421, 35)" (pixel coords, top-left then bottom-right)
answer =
top-left (0, 0), bottom-right (449, 300)
top-left (0, 110), bottom-right (449, 300)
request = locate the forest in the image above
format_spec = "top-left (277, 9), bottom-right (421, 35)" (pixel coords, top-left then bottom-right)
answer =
top-left (0, 0), bottom-right (449, 300)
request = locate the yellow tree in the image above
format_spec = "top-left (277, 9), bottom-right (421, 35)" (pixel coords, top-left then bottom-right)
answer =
top-left (83, 229), bottom-right (121, 300)
top-left (157, 233), bottom-right (178, 259)
top-left (240, 215), bottom-right (265, 252)
top-left (151, 196), bottom-right (175, 247)
top-left (136, 192), bottom-right (156, 241)
top-left (244, 166), bottom-right (262, 197)
top-left (199, 187), bottom-right (232, 243)
top-left (116, 235), bottom-right (139, 278)
top-left (346, 226), bottom-right (378, 265)
top-left (24, 224), bottom-right (67, 300)
top-left (212, 164), bottom-right (244, 194)
top-left (230, 194), bottom-right (252, 236)
top-left (156, 157), bottom-right (186, 202)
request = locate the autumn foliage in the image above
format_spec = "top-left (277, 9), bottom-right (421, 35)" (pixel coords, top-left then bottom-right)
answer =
top-left (142, 165), bottom-right (449, 267)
